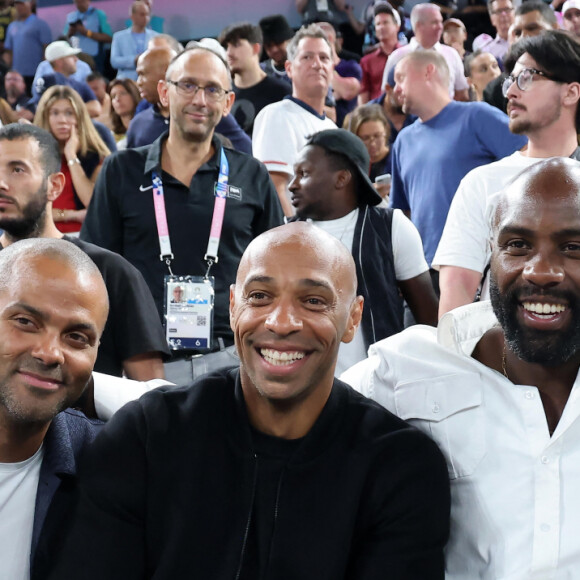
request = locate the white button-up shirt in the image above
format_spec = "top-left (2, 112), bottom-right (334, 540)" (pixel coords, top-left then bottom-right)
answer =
top-left (342, 301), bottom-right (580, 579)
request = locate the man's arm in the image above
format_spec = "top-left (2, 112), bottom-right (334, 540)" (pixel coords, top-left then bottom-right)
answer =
top-left (123, 352), bottom-right (165, 381)
top-left (269, 171), bottom-right (294, 217)
top-left (438, 265), bottom-right (482, 318)
top-left (399, 272), bottom-right (438, 326)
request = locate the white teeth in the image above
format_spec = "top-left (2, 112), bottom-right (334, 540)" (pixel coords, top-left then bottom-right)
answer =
top-left (522, 302), bottom-right (567, 315)
top-left (260, 348), bottom-right (305, 366)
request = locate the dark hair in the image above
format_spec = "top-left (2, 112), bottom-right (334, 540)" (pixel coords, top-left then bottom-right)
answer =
top-left (86, 71), bottom-right (108, 84)
top-left (374, 3), bottom-right (397, 20)
top-left (107, 78), bottom-right (140, 135)
top-left (515, 0), bottom-right (557, 27)
top-left (219, 22), bottom-right (263, 48)
top-left (0, 123), bottom-right (60, 177)
top-left (505, 30), bottom-right (580, 131)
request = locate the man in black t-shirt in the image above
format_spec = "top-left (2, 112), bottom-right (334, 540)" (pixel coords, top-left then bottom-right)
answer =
top-left (219, 22), bottom-right (291, 136)
top-left (0, 123), bottom-right (169, 380)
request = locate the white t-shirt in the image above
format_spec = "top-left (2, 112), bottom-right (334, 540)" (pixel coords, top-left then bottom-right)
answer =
top-left (0, 445), bottom-right (44, 580)
top-left (252, 98), bottom-right (337, 177)
top-left (312, 207), bottom-right (428, 374)
top-left (432, 152), bottom-right (542, 298)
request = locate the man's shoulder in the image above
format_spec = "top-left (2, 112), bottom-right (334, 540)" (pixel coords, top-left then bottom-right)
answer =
top-left (47, 408), bottom-right (103, 457)
top-left (461, 151), bottom-right (528, 187)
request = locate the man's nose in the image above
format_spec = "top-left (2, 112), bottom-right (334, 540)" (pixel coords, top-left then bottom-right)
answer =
top-left (264, 300), bottom-right (303, 336)
top-left (522, 252), bottom-right (565, 288)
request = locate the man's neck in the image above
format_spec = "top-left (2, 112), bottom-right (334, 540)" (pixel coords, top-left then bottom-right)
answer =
top-left (418, 94), bottom-right (451, 123)
top-left (153, 101), bottom-right (169, 118)
top-left (161, 132), bottom-right (215, 187)
top-left (234, 64), bottom-right (266, 89)
top-left (0, 215), bottom-right (63, 248)
top-left (379, 37), bottom-right (398, 55)
top-left (416, 37), bottom-right (437, 50)
top-left (0, 417), bottom-right (49, 463)
top-left (132, 23), bottom-right (146, 34)
top-left (292, 92), bottom-right (326, 116)
top-left (525, 124), bottom-right (579, 158)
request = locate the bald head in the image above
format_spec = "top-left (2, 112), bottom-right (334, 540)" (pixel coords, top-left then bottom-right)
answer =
top-left (137, 47), bottom-right (175, 104)
top-left (235, 222), bottom-right (358, 302)
top-left (490, 157), bottom-right (580, 367)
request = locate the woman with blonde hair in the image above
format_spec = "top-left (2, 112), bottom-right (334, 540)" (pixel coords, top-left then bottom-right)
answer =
top-left (346, 104), bottom-right (392, 200)
top-left (107, 78), bottom-right (140, 149)
top-left (34, 85), bottom-right (110, 234)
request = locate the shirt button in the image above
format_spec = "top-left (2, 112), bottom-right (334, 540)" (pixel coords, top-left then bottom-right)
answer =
top-left (525, 391), bottom-right (535, 399)
top-left (432, 403), bottom-right (440, 414)
top-left (540, 523), bottom-right (551, 532)
top-left (541, 456), bottom-right (549, 464)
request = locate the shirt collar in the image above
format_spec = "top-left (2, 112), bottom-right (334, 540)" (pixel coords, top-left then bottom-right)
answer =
top-left (285, 95), bottom-right (326, 120)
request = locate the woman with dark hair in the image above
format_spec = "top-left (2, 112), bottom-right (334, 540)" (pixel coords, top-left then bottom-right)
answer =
top-left (464, 50), bottom-right (501, 102)
top-left (34, 85), bottom-right (111, 234)
top-left (108, 78), bottom-right (140, 149)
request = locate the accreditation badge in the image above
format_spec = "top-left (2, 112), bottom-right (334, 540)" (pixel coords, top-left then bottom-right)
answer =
top-left (164, 276), bottom-right (214, 351)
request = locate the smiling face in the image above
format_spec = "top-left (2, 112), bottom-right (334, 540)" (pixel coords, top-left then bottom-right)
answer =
top-left (490, 160), bottom-right (580, 366)
top-left (158, 49), bottom-right (234, 144)
top-left (230, 224), bottom-right (362, 424)
top-left (0, 253), bottom-right (107, 427)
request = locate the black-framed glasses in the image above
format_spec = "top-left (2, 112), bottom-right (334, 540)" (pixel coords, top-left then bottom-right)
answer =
top-left (166, 79), bottom-right (230, 102)
top-left (502, 67), bottom-right (561, 97)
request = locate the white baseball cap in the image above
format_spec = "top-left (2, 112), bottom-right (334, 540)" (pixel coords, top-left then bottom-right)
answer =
top-left (45, 41), bottom-right (82, 63)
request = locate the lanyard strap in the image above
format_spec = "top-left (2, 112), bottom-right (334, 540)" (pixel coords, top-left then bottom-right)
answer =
top-left (151, 148), bottom-right (229, 278)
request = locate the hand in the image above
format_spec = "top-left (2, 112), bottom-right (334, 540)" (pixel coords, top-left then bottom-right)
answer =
top-left (374, 181), bottom-right (391, 200)
top-left (63, 124), bottom-right (80, 162)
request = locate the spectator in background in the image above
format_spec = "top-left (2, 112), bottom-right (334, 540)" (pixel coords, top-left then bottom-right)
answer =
top-left (86, 71), bottom-right (110, 126)
top-left (390, 50), bottom-right (527, 283)
top-left (473, 0), bottom-right (514, 63)
top-left (147, 32), bottom-right (183, 54)
top-left (4, 0), bottom-right (51, 91)
top-left (0, 0), bottom-right (15, 52)
top-left (111, 0), bottom-right (158, 81)
top-left (65, 0), bottom-right (112, 73)
top-left (442, 18), bottom-right (468, 59)
top-left (107, 78), bottom-right (140, 148)
top-left (219, 21), bottom-right (290, 136)
top-left (259, 14), bottom-right (294, 85)
top-left (34, 85), bottom-right (110, 234)
top-left (296, 0), bottom-right (347, 27)
top-left (359, 3), bottom-right (402, 104)
top-left (381, 3), bottom-right (470, 101)
top-left (253, 24), bottom-right (337, 216)
top-left (317, 21), bottom-right (362, 126)
top-left (347, 104), bottom-right (392, 200)
top-left (562, 0), bottom-right (580, 37)
top-left (464, 50), bottom-right (500, 100)
top-left (34, 40), bottom-right (101, 118)
top-left (125, 0), bottom-right (164, 33)
top-left (4, 69), bottom-right (29, 112)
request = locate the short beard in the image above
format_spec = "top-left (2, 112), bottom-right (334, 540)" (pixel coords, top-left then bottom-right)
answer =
top-left (0, 181), bottom-right (49, 240)
top-left (489, 272), bottom-right (580, 367)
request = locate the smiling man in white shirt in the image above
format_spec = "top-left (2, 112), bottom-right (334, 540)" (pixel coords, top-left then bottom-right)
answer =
top-left (342, 157), bottom-right (580, 579)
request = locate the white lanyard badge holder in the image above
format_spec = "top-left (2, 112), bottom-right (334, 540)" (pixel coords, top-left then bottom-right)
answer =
top-left (153, 149), bottom-right (229, 351)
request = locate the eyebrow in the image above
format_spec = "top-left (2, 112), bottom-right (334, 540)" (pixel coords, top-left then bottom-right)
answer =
top-left (498, 225), bottom-right (580, 238)
top-left (243, 275), bottom-right (334, 292)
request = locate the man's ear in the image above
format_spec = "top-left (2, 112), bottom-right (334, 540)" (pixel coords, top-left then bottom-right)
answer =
top-left (562, 81), bottom-right (580, 107)
top-left (223, 90), bottom-right (236, 117)
top-left (158, 79), bottom-right (169, 108)
top-left (335, 169), bottom-right (352, 190)
top-left (341, 296), bottom-right (364, 344)
top-left (252, 42), bottom-right (262, 57)
top-left (285, 59), bottom-right (293, 80)
top-left (47, 172), bottom-right (66, 203)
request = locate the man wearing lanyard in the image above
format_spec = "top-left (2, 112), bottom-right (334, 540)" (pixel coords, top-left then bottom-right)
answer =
top-left (80, 45), bottom-right (284, 355)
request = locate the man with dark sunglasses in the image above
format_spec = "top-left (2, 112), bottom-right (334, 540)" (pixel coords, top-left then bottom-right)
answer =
top-left (435, 30), bottom-right (580, 316)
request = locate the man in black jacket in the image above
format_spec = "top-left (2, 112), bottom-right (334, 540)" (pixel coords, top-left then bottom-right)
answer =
top-left (52, 222), bottom-right (450, 579)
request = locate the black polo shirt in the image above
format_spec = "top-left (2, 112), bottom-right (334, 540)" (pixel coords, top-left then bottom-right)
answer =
top-left (80, 132), bottom-right (284, 345)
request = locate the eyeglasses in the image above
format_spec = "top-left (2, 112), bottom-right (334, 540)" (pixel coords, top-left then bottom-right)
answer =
top-left (501, 67), bottom-right (561, 97)
top-left (166, 80), bottom-right (230, 102)
top-left (359, 133), bottom-right (386, 144)
top-left (491, 7), bottom-right (513, 15)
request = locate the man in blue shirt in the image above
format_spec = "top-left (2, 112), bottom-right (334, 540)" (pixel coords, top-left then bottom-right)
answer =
top-left (390, 50), bottom-right (527, 290)
top-left (4, 0), bottom-right (51, 90)
top-left (64, 0), bottom-right (112, 73)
